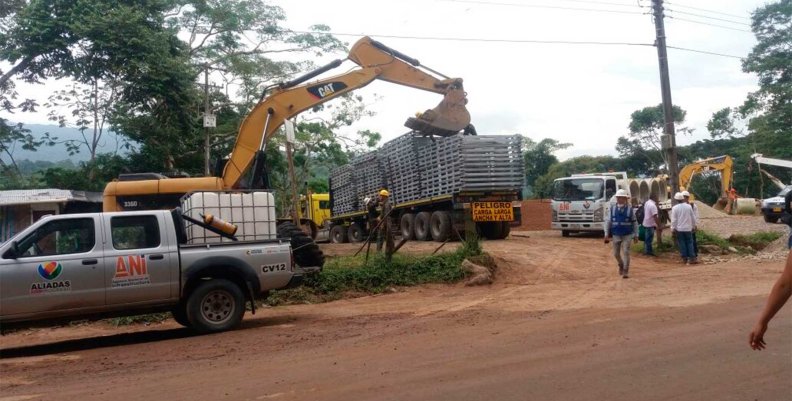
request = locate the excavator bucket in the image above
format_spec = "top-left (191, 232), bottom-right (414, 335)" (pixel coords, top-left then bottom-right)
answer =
top-left (404, 87), bottom-right (471, 137)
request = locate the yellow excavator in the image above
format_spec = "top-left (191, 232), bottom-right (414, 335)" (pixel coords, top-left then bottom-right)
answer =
top-left (677, 155), bottom-right (734, 209)
top-left (103, 36), bottom-right (473, 212)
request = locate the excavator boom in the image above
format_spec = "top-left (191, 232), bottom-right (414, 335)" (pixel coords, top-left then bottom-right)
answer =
top-left (103, 36), bottom-right (471, 212)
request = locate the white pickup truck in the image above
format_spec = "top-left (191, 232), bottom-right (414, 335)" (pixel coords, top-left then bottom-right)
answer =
top-left (0, 206), bottom-right (322, 333)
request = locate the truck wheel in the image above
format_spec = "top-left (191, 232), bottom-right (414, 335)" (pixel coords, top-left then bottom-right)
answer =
top-left (763, 215), bottom-right (778, 223)
top-left (414, 212), bottom-right (433, 241)
top-left (499, 222), bottom-right (511, 239)
top-left (347, 223), bottom-right (364, 243)
top-left (278, 222), bottom-right (325, 267)
top-left (330, 225), bottom-right (348, 243)
top-left (562, 230), bottom-right (570, 237)
top-left (479, 222), bottom-right (504, 240)
top-left (172, 303), bottom-right (190, 327)
top-left (430, 211), bottom-right (452, 242)
top-left (186, 279), bottom-right (245, 333)
top-left (401, 213), bottom-right (415, 240)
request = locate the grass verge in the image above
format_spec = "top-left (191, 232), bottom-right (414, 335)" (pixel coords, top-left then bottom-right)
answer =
top-left (631, 229), bottom-right (783, 255)
top-left (267, 239), bottom-right (483, 306)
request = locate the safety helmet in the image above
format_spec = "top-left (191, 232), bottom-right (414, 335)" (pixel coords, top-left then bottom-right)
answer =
top-left (674, 192), bottom-right (684, 201)
top-left (681, 190), bottom-right (691, 197)
top-left (615, 189), bottom-right (630, 198)
top-left (379, 189), bottom-right (390, 197)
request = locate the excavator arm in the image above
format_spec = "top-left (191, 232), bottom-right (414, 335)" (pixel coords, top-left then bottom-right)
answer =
top-left (223, 37), bottom-right (470, 188)
top-left (103, 37), bottom-right (471, 211)
top-left (678, 155), bottom-right (733, 197)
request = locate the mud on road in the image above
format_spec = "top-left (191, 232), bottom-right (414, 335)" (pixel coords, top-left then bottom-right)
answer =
top-left (1, 231), bottom-right (790, 401)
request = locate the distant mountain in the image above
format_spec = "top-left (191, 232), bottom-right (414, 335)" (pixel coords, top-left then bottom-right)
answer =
top-left (3, 123), bottom-right (129, 163)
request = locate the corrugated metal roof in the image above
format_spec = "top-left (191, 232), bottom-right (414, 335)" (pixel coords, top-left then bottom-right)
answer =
top-left (0, 188), bottom-right (103, 206)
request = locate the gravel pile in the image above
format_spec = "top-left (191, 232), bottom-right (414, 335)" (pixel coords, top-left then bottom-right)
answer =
top-left (694, 200), bottom-right (728, 219)
top-left (697, 215), bottom-right (788, 238)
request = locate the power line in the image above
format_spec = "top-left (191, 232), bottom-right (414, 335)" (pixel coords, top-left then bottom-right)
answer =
top-left (294, 31), bottom-right (653, 46)
top-left (666, 46), bottom-right (742, 59)
top-left (437, 0), bottom-right (644, 15)
top-left (667, 16), bottom-right (752, 33)
top-left (294, 30), bottom-right (745, 59)
top-left (666, 8), bottom-right (750, 26)
top-left (665, 1), bottom-right (750, 21)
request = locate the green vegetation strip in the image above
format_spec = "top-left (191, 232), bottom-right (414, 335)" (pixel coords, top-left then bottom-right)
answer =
top-left (632, 230), bottom-right (783, 255)
top-left (267, 246), bottom-right (479, 306)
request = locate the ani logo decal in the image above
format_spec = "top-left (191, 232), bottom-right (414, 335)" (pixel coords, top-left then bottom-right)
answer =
top-left (38, 261), bottom-right (63, 280)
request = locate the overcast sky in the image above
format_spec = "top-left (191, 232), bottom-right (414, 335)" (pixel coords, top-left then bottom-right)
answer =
top-left (1, 0), bottom-right (762, 161)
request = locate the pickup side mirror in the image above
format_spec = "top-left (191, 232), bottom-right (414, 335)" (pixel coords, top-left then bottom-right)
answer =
top-left (2, 241), bottom-right (20, 259)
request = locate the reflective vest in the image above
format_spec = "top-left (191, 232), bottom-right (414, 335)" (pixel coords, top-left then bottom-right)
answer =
top-left (610, 204), bottom-right (634, 236)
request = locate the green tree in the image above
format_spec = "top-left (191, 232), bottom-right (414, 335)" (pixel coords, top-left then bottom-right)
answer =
top-left (169, 0), bottom-right (346, 171)
top-left (707, 107), bottom-right (745, 139)
top-left (617, 104), bottom-right (692, 170)
top-left (741, 0), bottom-right (792, 137)
top-left (522, 137), bottom-right (571, 196)
top-left (45, 80), bottom-right (126, 180)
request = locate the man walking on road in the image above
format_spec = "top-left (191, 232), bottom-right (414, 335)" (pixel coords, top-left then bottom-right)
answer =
top-left (643, 193), bottom-right (660, 256)
top-left (605, 189), bottom-right (638, 278)
top-left (671, 192), bottom-right (698, 265)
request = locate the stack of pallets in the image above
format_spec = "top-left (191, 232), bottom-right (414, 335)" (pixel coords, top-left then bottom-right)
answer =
top-left (329, 133), bottom-right (524, 215)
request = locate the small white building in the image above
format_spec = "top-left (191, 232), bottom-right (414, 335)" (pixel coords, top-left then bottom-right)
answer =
top-left (0, 189), bottom-right (102, 242)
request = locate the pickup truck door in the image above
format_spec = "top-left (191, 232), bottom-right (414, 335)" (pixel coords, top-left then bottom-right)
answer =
top-left (0, 216), bottom-right (104, 317)
top-left (103, 213), bottom-right (177, 304)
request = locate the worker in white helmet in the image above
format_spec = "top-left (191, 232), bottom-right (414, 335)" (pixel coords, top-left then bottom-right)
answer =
top-left (671, 192), bottom-right (698, 265)
top-left (604, 189), bottom-right (639, 278)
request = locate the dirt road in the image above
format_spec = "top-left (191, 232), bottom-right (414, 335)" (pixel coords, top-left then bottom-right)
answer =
top-left (2, 231), bottom-right (790, 401)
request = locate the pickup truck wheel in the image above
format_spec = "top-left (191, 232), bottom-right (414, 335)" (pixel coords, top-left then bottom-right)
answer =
top-left (330, 225), bottom-right (348, 243)
top-left (763, 215), bottom-right (778, 223)
top-left (562, 230), bottom-right (570, 237)
top-left (186, 279), bottom-right (245, 333)
top-left (414, 212), bottom-right (433, 241)
top-left (400, 213), bottom-right (415, 240)
top-left (172, 304), bottom-right (190, 327)
top-left (278, 222), bottom-right (325, 267)
top-left (430, 211), bottom-right (451, 242)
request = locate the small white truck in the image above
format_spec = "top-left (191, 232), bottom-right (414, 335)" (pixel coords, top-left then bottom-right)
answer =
top-left (0, 192), bottom-right (323, 333)
top-left (550, 172), bottom-right (630, 236)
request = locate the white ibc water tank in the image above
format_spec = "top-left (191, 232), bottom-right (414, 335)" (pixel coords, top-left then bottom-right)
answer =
top-left (181, 191), bottom-right (277, 243)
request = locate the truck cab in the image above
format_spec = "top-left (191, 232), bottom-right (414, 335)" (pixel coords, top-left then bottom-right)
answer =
top-left (550, 172), bottom-right (628, 236)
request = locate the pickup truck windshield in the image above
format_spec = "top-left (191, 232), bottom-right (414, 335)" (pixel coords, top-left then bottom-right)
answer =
top-left (552, 178), bottom-right (604, 201)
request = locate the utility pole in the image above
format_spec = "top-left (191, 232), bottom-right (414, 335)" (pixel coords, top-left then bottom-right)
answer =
top-left (203, 64), bottom-right (211, 176)
top-left (200, 64), bottom-right (222, 176)
top-left (651, 0), bottom-right (680, 193)
top-left (284, 120), bottom-right (301, 226)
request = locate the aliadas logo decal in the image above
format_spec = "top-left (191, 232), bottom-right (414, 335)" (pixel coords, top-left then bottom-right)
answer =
top-left (31, 261), bottom-right (71, 295)
top-left (38, 261), bottom-right (63, 280)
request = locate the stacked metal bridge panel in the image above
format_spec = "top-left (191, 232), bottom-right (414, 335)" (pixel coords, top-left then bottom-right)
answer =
top-left (330, 133), bottom-right (523, 216)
